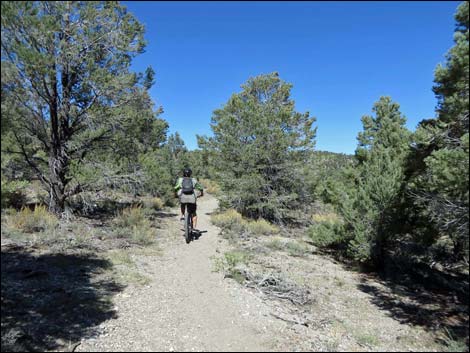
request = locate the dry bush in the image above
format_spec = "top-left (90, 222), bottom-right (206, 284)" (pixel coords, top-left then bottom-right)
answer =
top-left (212, 209), bottom-right (280, 237)
top-left (131, 219), bottom-right (155, 246)
top-left (115, 205), bottom-right (145, 228)
top-left (211, 209), bottom-right (248, 233)
top-left (247, 218), bottom-right (279, 235)
top-left (311, 212), bottom-right (341, 224)
top-left (6, 205), bottom-right (58, 233)
top-left (141, 196), bottom-right (164, 211)
top-left (200, 179), bottom-right (221, 195)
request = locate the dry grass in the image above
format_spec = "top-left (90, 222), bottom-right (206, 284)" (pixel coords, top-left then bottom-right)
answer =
top-left (130, 219), bottom-right (155, 246)
top-left (246, 218), bottom-right (279, 235)
top-left (266, 236), bottom-right (285, 251)
top-left (107, 249), bottom-right (151, 286)
top-left (311, 212), bottom-right (342, 224)
top-left (285, 240), bottom-right (309, 257)
top-left (200, 179), bottom-right (221, 195)
top-left (212, 209), bottom-right (279, 237)
top-left (211, 209), bottom-right (248, 232)
top-left (141, 196), bottom-right (164, 211)
top-left (6, 205), bottom-right (58, 233)
top-left (110, 205), bottom-right (156, 245)
top-left (115, 206), bottom-right (145, 228)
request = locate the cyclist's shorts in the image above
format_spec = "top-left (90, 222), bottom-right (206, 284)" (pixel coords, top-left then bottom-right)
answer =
top-left (182, 203), bottom-right (197, 216)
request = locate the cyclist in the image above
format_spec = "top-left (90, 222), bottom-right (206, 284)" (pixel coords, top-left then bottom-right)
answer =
top-left (174, 167), bottom-right (204, 231)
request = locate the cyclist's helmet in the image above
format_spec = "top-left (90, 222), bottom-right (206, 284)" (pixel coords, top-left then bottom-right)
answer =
top-left (183, 167), bottom-right (192, 177)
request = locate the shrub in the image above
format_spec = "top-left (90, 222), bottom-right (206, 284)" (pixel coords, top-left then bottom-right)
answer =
top-left (266, 236), bottom-right (285, 251)
top-left (6, 205), bottom-right (58, 233)
top-left (115, 206), bottom-right (145, 228)
top-left (311, 212), bottom-right (341, 224)
top-left (112, 206), bottom-right (155, 245)
top-left (68, 223), bottom-right (94, 248)
top-left (142, 196), bottom-right (164, 211)
top-left (1, 179), bottom-right (28, 209)
top-left (200, 178), bottom-right (221, 195)
top-left (212, 209), bottom-right (280, 237)
top-left (308, 220), bottom-right (345, 248)
top-left (131, 219), bottom-right (155, 246)
top-left (213, 251), bottom-right (251, 283)
top-left (211, 209), bottom-right (248, 233)
top-left (246, 218), bottom-right (279, 235)
top-left (286, 240), bottom-right (309, 257)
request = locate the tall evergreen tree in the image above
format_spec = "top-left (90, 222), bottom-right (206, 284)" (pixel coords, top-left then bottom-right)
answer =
top-left (409, 1), bottom-right (469, 260)
top-left (1, 1), bottom-right (158, 214)
top-left (200, 72), bottom-right (317, 223)
top-left (339, 97), bottom-right (411, 264)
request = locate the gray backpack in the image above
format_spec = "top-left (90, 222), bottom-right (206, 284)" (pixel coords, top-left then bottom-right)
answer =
top-left (181, 177), bottom-right (194, 195)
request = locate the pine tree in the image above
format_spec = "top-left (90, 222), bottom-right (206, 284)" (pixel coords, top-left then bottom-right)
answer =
top-left (409, 1), bottom-right (469, 260)
top-left (199, 72), bottom-right (316, 223)
top-left (339, 97), bottom-right (411, 264)
top-left (1, 1), bottom-right (159, 214)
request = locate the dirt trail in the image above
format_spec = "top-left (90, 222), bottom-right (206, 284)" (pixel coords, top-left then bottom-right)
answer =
top-left (77, 195), bottom-right (285, 352)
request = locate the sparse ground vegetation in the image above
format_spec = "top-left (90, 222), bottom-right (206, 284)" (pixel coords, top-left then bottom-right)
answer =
top-left (1, 0), bottom-right (468, 351)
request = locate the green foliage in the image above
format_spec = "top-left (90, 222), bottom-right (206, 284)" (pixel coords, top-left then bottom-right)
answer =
top-left (302, 151), bottom-right (354, 201)
top-left (186, 147), bottom-right (217, 180)
top-left (200, 72), bottom-right (317, 223)
top-left (407, 1), bottom-right (469, 261)
top-left (0, 178), bottom-right (29, 209)
top-left (213, 251), bottom-right (251, 283)
top-left (309, 221), bottom-right (345, 248)
top-left (327, 97), bottom-right (411, 264)
top-left (1, 1), bottom-right (168, 213)
top-left (139, 149), bottom-right (175, 203)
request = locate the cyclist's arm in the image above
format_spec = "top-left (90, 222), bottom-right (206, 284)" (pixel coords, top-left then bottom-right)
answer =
top-left (174, 178), bottom-right (182, 191)
top-left (194, 180), bottom-right (204, 197)
top-left (174, 178), bottom-right (182, 197)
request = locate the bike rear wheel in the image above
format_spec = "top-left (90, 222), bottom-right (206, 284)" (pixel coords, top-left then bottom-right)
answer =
top-left (184, 206), bottom-right (191, 244)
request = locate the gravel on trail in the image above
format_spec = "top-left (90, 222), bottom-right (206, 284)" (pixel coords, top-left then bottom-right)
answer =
top-left (76, 195), bottom-right (287, 352)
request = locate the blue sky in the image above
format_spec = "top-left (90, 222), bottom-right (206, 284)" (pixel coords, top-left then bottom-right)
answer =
top-left (123, 1), bottom-right (460, 154)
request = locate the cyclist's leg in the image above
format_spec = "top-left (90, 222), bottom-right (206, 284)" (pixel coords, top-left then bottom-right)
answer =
top-left (180, 203), bottom-right (185, 220)
top-left (189, 203), bottom-right (197, 230)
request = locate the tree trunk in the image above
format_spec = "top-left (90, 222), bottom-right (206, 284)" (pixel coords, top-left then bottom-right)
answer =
top-left (48, 144), bottom-right (69, 215)
top-left (48, 62), bottom-right (70, 215)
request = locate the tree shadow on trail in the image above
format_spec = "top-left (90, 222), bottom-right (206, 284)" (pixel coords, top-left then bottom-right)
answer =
top-left (357, 270), bottom-right (469, 348)
top-left (1, 245), bottom-right (124, 352)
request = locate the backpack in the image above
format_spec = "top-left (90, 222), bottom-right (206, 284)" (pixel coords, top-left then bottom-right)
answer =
top-left (181, 177), bottom-right (194, 195)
